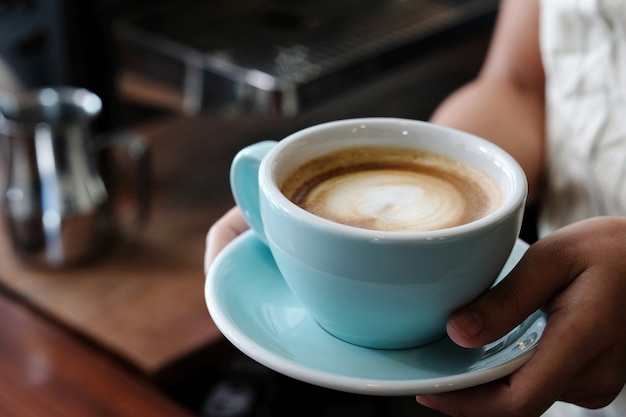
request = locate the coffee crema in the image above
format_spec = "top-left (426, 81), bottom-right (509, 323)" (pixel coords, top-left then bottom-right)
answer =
top-left (281, 146), bottom-right (503, 232)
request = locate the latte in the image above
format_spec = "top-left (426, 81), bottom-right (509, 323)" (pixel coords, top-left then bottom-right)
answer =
top-left (281, 146), bottom-right (502, 232)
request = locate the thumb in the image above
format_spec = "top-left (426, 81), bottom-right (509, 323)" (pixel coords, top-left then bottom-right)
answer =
top-left (446, 241), bottom-right (566, 348)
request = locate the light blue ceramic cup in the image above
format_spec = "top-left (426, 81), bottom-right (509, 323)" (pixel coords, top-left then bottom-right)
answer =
top-left (231, 118), bottom-right (527, 349)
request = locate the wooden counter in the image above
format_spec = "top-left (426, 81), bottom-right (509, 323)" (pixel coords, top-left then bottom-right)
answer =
top-left (0, 292), bottom-right (198, 417)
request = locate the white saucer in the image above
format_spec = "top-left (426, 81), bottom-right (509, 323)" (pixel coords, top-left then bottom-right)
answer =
top-left (205, 231), bottom-right (546, 396)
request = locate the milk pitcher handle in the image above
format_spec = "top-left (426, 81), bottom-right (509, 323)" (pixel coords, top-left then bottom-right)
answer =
top-left (230, 141), bottom-right (277, 245)
top-left (94, 131), bottom-right (151, 238)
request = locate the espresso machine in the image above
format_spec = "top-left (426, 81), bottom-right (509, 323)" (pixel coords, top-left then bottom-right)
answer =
top-left (116, 0), bottom-right (499, 120)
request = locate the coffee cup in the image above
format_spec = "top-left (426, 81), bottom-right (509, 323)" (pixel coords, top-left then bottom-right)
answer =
top-left (230, 118), bottom-right (527, 349)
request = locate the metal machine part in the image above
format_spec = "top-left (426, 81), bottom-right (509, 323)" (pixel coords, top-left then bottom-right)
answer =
top-left (116, 0), bottom-right (498, 117)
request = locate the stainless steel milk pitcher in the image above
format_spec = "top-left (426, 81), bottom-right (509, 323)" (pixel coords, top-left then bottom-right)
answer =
top-left (0, 87), bottom-right (148, 267)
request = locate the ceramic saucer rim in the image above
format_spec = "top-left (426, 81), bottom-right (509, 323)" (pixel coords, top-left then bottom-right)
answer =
top-left (206, 230), bottom-right (542, 396)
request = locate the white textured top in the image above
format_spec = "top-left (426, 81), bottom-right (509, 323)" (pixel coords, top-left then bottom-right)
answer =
top-left (539, 0), bottom-right (626, 236)
top-left (539, 0), bottom-right (626, 415)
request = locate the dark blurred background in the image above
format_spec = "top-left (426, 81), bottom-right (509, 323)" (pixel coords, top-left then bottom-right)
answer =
top-left (0, 0), bottom-right (499, 130)
top-left (0, 1), bottom-right (523, 416)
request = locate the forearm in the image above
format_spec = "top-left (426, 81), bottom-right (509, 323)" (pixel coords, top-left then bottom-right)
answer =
top-left (430, 79), bottom-right (545, 201)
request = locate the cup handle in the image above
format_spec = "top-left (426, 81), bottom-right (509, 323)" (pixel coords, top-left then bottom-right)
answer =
top-left (230, 141), bottom-right (277, 245)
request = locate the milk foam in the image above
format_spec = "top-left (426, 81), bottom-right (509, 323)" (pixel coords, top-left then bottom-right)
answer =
top-left (301, 170), bottom-right (468, 231)
top-left (281, 146), bottom-right (502, 232)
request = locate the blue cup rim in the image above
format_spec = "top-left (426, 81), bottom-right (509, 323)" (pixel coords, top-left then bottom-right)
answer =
top-left (259, 117), bottom-right (528, 241)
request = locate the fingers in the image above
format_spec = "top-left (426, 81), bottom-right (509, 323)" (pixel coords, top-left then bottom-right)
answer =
top-left (417, 277), bottom-right (626, 417)
top-left (416, 312), bottom-right (595, 416)
top-left (204, 207), bottom-right (249, 274)
top-left (417, 312), bottom-right (582, 416)
top-left (416, 376), bottom-right (552, 417)
top-left (559, 341), bottom-right (626, 409)
top-left (446, 237), bottom-right (571, 348)
top-left (416, 381), bottom-right (512, 417)
top-left (418, 217), bottom-right (626, 417)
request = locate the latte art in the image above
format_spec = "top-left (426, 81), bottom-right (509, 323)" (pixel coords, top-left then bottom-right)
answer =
top-left (303, 170), bottom-right (471, 231)
top-left (281, 146), bottom-right (502, 232)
